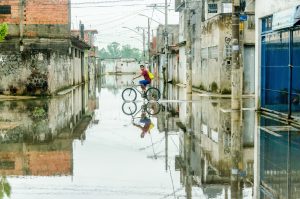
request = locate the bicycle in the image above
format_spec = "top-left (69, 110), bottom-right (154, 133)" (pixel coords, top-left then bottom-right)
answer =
top-left (122, 101), bottom-right (161, 116)
top-left (122, 81), bottom-right (161, 101)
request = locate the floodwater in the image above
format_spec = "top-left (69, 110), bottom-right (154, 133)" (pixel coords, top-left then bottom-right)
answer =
top-left (0, 75), bottom-right (299, 199)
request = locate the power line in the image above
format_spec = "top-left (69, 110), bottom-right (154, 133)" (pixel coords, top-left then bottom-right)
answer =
top-left (72, 3), bottom-right (164, 8)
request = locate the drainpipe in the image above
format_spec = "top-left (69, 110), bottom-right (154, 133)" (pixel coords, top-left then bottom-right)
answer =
top-left (184, 8), bottom-right (192, 95)
top-left (288, 29), bottom-right (293, 118)
top-left (19, 0), bottom-right (25, 51)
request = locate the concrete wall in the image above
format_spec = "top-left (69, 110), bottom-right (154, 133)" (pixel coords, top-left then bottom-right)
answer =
top-left (101, 59), bottom-right (138, 74)
top-left (255, 0), bottom-right (300, 108)
top-left (0, 84), bottom-right (96, 176)
top-left (0, 38), bottom-right (74, 95)
top-left (167, 53), bottom-right (178, 82)
top-left (200, 15), bottom-right (232, 93)
top-left (72, 48), bottom-right (82, 85)
top-left (178, 46), bottom-right (186, 84)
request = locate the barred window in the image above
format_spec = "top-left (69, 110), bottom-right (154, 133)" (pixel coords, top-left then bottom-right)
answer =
top-left (208, 3), bottom-right (218, 13)
top-left (0, 5), bottom-right (11, 14)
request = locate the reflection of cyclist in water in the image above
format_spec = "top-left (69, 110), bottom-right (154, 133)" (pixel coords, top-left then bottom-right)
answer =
top-left (132, 112), bottom-right (152, 138)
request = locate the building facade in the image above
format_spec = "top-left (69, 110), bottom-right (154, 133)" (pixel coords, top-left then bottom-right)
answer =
top-left (256, 1), bottom-right (300, 120)
top-left (175, 0), bottom-right (255, 94)
top-left (0, 0), bottom-right (92, 95)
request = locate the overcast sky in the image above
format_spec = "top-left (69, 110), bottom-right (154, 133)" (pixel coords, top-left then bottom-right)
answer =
top-left (71, 0), bottom-right (179, 50)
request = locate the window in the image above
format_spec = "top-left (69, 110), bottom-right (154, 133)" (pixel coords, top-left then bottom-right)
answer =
top-left (208, 3), bottom-right (218, 13)
top-left (208, 46), bottom-right (218, 59)
top-left (262, 16), bottom-right (273, 33)
top-left (0, 161), bottom-right (14, 169)
top-left (248, 15), bottom-right (255, 29)
top-left (0, 5), bottom-right (11, 14)
top-left (222, 3), bottom-right (232, 13)
top-left (201, 48), bottom-right (208, 60)
top-left (224, 44), bottom-right (232, 59)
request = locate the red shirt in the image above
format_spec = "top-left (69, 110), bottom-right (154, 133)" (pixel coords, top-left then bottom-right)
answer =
top-left (141, 70), bottom-right (151, 82)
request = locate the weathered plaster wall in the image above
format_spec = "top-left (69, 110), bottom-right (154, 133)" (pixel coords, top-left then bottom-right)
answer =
top-left (199, 15), bottom-right (232, 93)
top-left (178, 46), bottom-right (186, 84)
top-left (0, 39), bottom-right (73, 95)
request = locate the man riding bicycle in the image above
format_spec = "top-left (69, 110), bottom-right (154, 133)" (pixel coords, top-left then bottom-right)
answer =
top-left (132, 64), bottom-right (151, 93)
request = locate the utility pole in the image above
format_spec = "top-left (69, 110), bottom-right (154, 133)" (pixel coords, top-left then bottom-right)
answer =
top-left (184, 6), bottom-right (192, 95)
top-left (231, 0), bottom-right (241, 110)
top-left (164, 0), bottom-right (168, 82)
top-left (148, 18), bottom-right (151, 68)
top-left (142, 28), bottom-right (146, 63)
top-left (231, 0), bottom-right (243, 198)
top-left (137, 26), bottom-right (146, 63)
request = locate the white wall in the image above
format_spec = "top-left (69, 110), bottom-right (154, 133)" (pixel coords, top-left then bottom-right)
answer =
top-left (101, 59), bottom-right (138, 74)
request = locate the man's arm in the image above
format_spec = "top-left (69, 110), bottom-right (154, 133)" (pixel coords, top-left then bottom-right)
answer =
top-left (133, 74), bottom-right (142, 80)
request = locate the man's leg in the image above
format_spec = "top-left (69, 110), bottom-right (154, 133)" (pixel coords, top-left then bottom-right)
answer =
top-left (139, 80), bottom-right (147, 92)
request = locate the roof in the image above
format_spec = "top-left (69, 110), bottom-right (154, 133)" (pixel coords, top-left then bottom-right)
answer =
top-left (70, 36), bottom-right (91, 50)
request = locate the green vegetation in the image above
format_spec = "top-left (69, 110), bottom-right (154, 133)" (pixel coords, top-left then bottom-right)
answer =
top-left (0, 23), bottom-right (8, 42)
top-left (211, 82), bottom-right (218, 93)
top-left (99, 42), bottom-right (142, 61)
top-left (0, 176), bottom-right (11, 199)
top-left (221, 88), bottom-right (231, 94)
top-left (198, 84), bottom-right (205, 90)
top-left (32, 107), bottom-right (47, 119)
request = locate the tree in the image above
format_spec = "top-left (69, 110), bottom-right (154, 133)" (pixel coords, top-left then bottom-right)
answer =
top-left (0, 23), bottom-right (8, 42)
top-left (99, 48), bottom-right (109, 59)
top-left (99, 42), bottom-right (142, 61)
top-left (106, 42), bottom-right (121, 58)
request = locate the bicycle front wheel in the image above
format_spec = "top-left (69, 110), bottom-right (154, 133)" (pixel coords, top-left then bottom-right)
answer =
top-left (122, 88), bottom-right (137, 101)
top-left (146, 87), bottom-right (160, 101)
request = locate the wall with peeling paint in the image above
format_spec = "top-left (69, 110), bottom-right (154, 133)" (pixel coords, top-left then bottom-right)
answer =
top-left (0, 39), bottom-right (74, 95)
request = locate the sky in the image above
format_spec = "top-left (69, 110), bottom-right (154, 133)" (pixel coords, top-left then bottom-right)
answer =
top-left (71, 0), bottom-right (179, 50)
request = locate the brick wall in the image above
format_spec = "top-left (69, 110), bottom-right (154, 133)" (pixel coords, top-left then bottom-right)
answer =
top-left (0, 0), bottom-right (69, 25)
top-left (24, 0), bottom-right (69, 25)
top-left (0, 0), bottom-right (70, 38)
top-left (0, 0), bottom-right (20, 24)
top-left (28, 151), bottom-right (71, 176)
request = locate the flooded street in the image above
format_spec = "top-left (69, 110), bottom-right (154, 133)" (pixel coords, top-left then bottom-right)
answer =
top-left (0, 75), bottom-right (299, 199)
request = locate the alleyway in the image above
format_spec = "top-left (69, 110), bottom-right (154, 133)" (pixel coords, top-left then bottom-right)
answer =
top-left (0, 75), bottom-right (297, 199)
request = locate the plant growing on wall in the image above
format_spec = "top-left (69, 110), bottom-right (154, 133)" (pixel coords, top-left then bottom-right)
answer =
top-left (0, 23), bottom-right (8, 42)
top-left (0, 176), bottom-right (11, 199)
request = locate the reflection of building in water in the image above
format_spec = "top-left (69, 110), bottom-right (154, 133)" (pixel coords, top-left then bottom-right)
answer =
top-left (256, 115), bottom-right (300, 199)
top-left (100, 75), bottom-right (135, 94)
top-left (164, 85), bottom-right (254, 198)
top-left (0, 84), bottom-right (97, 176)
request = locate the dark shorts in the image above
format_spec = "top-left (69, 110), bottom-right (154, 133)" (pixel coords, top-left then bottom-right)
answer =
top-left (139, 80), bottom-right (150, 87)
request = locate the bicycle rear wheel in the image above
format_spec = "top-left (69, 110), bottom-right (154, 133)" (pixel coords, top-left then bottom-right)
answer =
top-left (122, 102), bottom-right (137, 115)
top-left (146, 87), bottom-right (160, 101)
top-left (122, 88), bottom-right (137, 101)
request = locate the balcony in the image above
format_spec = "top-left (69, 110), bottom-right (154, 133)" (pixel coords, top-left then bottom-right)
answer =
top-left (175, 0), bottom-right (185, 12)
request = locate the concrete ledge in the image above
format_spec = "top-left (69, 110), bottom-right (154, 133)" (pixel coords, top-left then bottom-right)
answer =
top-left (0, 95), bottom-right (37, 101)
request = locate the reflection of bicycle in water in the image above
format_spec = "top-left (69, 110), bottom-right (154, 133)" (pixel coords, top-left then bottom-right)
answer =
top-left (122, 101), bottom-right (161, 138)
top-left (122, 81), bottom-right (161, 101)
top-left (122, 101), bottom-right (161, 116)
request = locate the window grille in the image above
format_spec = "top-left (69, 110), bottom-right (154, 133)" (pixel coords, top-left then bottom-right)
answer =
top-left (208, 3), bottom-right (218, 13)
top-left (0, 5), bottom-right (11, 14)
